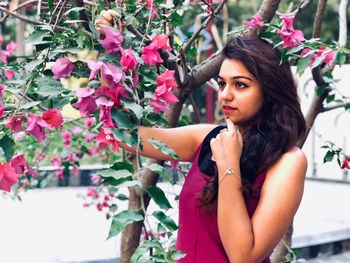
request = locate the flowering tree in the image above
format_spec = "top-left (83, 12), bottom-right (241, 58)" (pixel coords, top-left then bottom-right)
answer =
top-left (1, 0), bottom-right (350, 262)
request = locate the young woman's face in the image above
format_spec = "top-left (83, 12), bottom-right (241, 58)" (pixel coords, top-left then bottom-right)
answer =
top-left (217, 59), bottom-right (264, 129)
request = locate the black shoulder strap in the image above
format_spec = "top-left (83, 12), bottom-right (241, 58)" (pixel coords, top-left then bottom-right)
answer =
top-left (198, 125), bottom-right (226, 177)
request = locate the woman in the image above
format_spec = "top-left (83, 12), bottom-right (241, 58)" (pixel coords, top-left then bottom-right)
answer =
top-left (97, 12), bottom-right (307, 263)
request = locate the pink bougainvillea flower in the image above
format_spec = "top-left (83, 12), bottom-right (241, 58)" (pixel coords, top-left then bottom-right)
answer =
top-left (12, 132), bottom-right (25, 141)
top-left (244, 14), bottom-right (264, 29)
top-left (277, 29), bottom-right (305, 48)
top-left (101, 64), bottom-right (123, 87)
top-left (85, 117), bottom-right (95, 127)
top-left (52, 58), bottom-right (74, 79)
top-left (0, 104), bottom-right (4, 118)
top-left (141, 41), bottom-right (164, 65)
top-left (154, 70), bottom-right (179, 103)
top-left (87, 186), bottom-right (99, 198)
top-left (72, 165), bottom-right (79, 176)
top-left (76, 87), bottom-right (95, 98)
top-left (0, 163), bottom-right (19, 192)
top-left (61, 130), bottom-right (72, 147)
top-left (145, 0), bottom-right (159, 19)
top-left (10, 154), bottom-right (38, 177)
top-left (4, 69), bottom-right (15, 79)
top-left (323, 50), bottom-right (335, 65)
top-left (0, 35), bottom-right (3, 46)
top-left (281, 16), bottom-right (295, 31)
top-left (96, 128), bottom-right (119, 152)
top-left (341, 156), bottom-right (350, 169)
top-left (67, 153), bottom-right (78, 163)
top-left (72, 126), bottom-right (83, 135)
top-left (6, 41), bottom-right (16, 54)
top-left (95, 85), bottom-right (125, 108)
top-left (51, 154), bottom-right (62, 167)
top-left (25, 114), bottom-right (46, 142)
top-left (85, 132), bottom-right (95, 143)
top-left (150, 99), bottom-right (167, 113)
top-left (99, 27), bottom-right (123, 54)
top-left (91, 175), bottom-right (100, 184)
top-left (6, 115), bottom-right (25, 132)
top-left (0, 50), bottom-right (8, 63)
top-left (300, 48), bottom-right (311, 57)
top-left (0, 84), bottom-right (4, 98)
top-left (152, 34), bottom-right (172, 51)
top-left (73, 88), bottom-right (97, 117)
top-left (40, 108), bottom-right (63, 129)
top-left (120, 48), bottom-right (138, 72)
top-left (87, 60), bottom-right (104, 80)
top-left (96, 96), bottom-right (115, 128)
top-left (88, 146), bottom-right (99, 156)
top-left (170, 160), bottom-right (179, 170)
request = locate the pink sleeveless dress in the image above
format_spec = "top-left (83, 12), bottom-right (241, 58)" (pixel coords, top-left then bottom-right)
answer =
top-left (176, 128), bottom-right (271, 263)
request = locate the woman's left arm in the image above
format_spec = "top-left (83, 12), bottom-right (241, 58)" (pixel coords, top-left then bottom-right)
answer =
top-left (210, 119), bottom-right (307, 263)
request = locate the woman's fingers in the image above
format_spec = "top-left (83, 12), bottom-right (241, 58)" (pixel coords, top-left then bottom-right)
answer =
top-left (226, 118), bottom-right (235, 134)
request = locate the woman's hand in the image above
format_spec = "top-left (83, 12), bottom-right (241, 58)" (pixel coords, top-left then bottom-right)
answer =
top-left (95, 10), bottom-right (124, 35)
top-left (210, 119), bottom-right (243, 169)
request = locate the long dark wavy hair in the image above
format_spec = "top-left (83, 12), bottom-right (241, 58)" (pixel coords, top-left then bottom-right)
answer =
top-left (198, 36), bottom-right (306, 211)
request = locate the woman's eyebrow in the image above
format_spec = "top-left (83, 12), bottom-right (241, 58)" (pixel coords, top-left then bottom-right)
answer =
top-left (217, 75), bottom-right (253, 81)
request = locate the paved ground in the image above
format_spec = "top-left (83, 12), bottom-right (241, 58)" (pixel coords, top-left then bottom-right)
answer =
top-left (1, 179), bottom-right (350, 263)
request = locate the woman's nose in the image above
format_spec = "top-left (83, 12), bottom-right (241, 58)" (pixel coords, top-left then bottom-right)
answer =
top-left (220, 86), bottom-right (233, 100)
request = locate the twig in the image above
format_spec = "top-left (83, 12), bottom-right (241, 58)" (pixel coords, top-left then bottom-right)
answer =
top-left (0, 6), bottom-right (43, 25)
top-left (0, 0), bottom-right (38, 23)
top-left (276, 0), bottom-right (313, 16)
top-left (320, 102), bottom-right (350, 112)
top-left (180, 0), bottom-right (227, 55)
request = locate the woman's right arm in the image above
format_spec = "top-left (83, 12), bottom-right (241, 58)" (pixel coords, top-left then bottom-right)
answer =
top-left (120, 124), bottom-right (217, 162)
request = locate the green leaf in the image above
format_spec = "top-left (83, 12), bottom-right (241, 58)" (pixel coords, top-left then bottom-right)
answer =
top-left (169, 11), bottom-right (182, 27)
top-left (131, 240), bottom-right (163, 263)
top-left (141, 112), bottom-right (168, 127)
top-left (24, 59), bottom-right (44, 72)
top-left (27, 30), bottom-right (51, 45)
top-left (326, 94), bottom-right (335, 103)
top-left (98, 168), bottom-right (132, 180)
top-left (123, 101), bottom-right (144, 119)
top-left (48, 0), bottom-right (54, 11)
top-left (111, 161), bottom-right (134, 174)
top-left (258, 31), bottom-right (275, 39)
top-left (107, 210), bottom-right (143, 239)
top-left (36, 77), bottom-right (65, 97)
top-left (169, 250), bottom-right (186, 261)
top-left (148, 138), bottom-right (179, 159)
top-left (147, 186), bottom-right (172, 211)
top-left (286, 45), bottom-right (304, 55)
top-left (111, 109), bottom-right (136, 130)
top-left (323, 151), bottom-right (335, 163)
top-left (111, 129), bottom-right (137, 147)
top-left (0, 135), bottom-right (16, 161)
top-left (145, 163), bottom-right (164, 173)
top-left (19, 101), bottom-right (42, 110)
top-left (336, 52), bottom-right (346, 66)
top-left (152, 210), bottom-right (178, 231)
top-left (296, 56), bottom-right (312, 75)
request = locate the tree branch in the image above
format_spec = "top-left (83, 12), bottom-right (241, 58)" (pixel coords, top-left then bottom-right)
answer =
top-left (320, 102), bottom-right (350, 112)
top-left (312, 0), bottom-right (328, 38)
top-left (338, 0), bottom-right (348, 47)
top-left (180, 0), bottom-right (227, 55)
top-left (0, 6), bottom-right (43, 24)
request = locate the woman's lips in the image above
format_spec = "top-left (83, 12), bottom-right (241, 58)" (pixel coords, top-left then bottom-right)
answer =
top-left (222, 105), bottom-right (237, 115)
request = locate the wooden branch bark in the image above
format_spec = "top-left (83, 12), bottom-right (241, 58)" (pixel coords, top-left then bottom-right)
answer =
top-left (312, 0), bottom-right (328, 38)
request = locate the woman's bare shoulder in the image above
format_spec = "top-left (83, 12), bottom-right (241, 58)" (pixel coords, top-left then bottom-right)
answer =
top-left (266, 146), bottom-right (308, 183)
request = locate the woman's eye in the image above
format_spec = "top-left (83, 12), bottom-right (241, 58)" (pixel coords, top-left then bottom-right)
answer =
top-left (217, 82), bottom-right (226, 89)
top-left (235, 81), bottom-right (248, 89)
